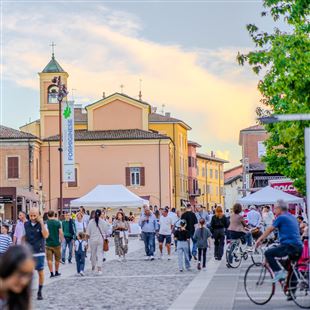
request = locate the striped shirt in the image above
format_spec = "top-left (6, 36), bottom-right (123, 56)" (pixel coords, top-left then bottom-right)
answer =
top-left (0, 234), bottom-right (12, 254)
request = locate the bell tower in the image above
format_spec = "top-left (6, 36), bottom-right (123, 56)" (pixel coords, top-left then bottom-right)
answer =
top-left (39, 49), bottom-right (69, 139)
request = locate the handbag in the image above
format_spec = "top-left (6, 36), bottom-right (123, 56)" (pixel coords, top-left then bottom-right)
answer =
top-left (98, 225), bottom-right (109, 252)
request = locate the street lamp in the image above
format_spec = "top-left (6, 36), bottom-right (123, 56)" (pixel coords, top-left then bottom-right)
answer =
top-left (259, 113), bottom-right (310, 284)
top-left (51, 76), bottom-right (68, 216)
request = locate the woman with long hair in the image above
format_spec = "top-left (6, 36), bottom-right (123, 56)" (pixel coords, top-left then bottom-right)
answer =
top-left (0, 245), bottom-right (34, 310)
top-left (113, 211), bottom-right (130, 262)
top-left (86, 209), bottom-right (109, 275)
top-left (210, 206), bottom-right (229, 260)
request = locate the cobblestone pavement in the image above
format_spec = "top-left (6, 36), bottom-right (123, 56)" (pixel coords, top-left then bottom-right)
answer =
top-left (32, 240), bottom-right (304, 309)
top-left (33, 242), bottom-right (200, 310)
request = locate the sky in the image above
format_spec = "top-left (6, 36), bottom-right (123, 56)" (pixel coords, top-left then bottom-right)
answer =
top-left (1, 0), bottom-right (277, 168)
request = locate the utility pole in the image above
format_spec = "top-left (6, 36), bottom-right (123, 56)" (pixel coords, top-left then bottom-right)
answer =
top-left (51, 76), bottom-right (68, 215)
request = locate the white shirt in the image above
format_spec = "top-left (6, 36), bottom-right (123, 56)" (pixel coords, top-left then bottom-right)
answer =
top-left (75, 220), bottom-right (85, 233)
top-left (262, 211), bottom-right (274, 226)
top-left (168, 212), bottom-right (179, 225)
top-left (75, 239), bottom-right (87, 252)
top-left (159, 215), bottom-right (173, 235)
top-left (247, 210), bottom-right (261, 227)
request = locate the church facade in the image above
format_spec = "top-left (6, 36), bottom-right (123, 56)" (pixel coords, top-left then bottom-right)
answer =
top-left (18, 54), bottom-right (174, 213)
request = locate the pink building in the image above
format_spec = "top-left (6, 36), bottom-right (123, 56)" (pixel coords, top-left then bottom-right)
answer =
top-left (187, 141), bottom-right (201, 206)
top-left (14, 55), bottom-right (174, 216)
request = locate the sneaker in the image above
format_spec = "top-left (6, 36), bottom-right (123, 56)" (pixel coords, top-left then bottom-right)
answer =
top-left (273, 270), bottom-right (287, 283)
top-left (167, 256), bottom-right (171, 261)
top-left (37, 291), bottom-right (43, 300)
top-left (97, 271), bottom-right (103, 276)
top-left (102, 258), bottom-right (106, 262)
top-left (197, 262), bottom-right (201, 270)
top-left (193, 255), bottom-right (198, 261)
top-left (50, 273), bottom-right (54, 278)
top-left (179, 269), bottom-right (183, 272)
top-left (60, 260), bottom-right (65, 264)
top-left (68, 260), bottom-right (72, 264)
top-left (54, 272), bottom-right (61, 277)
top-left (80, 271), bottom-right (85, 276)
top-left (150, 256), bottom-right (155, 261)
top-left (144, 256), bottom-right (150, 261)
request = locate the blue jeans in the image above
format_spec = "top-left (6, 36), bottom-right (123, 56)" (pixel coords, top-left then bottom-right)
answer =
top-left (177, 241), bottom-right (190, 270)
top-left (265, 244), bottom-right (303, 272)
top-left (75, 250), bottom-right (85, 273)
top-left (142, 232), bottom-right (155, 256)
top-left (188, 235), bottom-right (197, 260)
top-left (61, 238), bottom-right (73, 262)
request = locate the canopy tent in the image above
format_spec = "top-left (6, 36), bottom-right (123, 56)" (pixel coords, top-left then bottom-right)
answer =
top-left (237, 186), bottom-right (304, 206)
top-left (70, 185), bottom-right (149, 209)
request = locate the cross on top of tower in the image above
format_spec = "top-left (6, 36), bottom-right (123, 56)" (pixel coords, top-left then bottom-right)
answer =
top-left (49, 42), bottom-right (56, 58)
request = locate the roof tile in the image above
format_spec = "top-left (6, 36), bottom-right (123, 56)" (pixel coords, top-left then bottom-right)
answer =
top-left (0, 125), bottom-right (37, 139)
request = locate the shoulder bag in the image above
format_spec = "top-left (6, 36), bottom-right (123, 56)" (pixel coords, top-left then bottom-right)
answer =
top-left (98, 224), bottom-right (109, 252)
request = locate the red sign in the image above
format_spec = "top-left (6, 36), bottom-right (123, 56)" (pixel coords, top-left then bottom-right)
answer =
top-left (269, 180), bottom-right (298, 195)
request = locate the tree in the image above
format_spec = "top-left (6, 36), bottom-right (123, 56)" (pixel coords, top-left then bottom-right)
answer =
top-left (237, 0), bottom-right (310, 194)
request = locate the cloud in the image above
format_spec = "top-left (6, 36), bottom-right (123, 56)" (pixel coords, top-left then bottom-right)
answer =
top-left (2, 3), bottom-right (260, 166)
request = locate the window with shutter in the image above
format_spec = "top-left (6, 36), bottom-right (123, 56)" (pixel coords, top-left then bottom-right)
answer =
top-left (140, 167), bottom-right (145, 186)
top-left (68, 168), bottom-right (78, 187)
top-left (125, 167), bottom-right (130, 186)
top-left (7, 157), bottom-right (19, 179)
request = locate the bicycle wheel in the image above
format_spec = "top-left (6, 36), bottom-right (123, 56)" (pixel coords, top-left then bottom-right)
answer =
top-left (226, 241), bottom-right (242, 268)
top-left (244, 263), bottom-right (275, 305)
top-left (288, 264), bottom-right (310, 309)
top-left (251, 247), bottom-right (264, 264)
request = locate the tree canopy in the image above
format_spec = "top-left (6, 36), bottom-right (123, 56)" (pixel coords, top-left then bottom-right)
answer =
top-left (238, 0), bottom-right (310, 194)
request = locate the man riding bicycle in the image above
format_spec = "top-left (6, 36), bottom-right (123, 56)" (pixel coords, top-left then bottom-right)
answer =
top-left (256, 199), bottom-right (303, 283)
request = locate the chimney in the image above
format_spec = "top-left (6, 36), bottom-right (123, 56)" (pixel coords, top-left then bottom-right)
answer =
top-left (151, 106), bottom-right (157, 113)
top-left (102, 92), bottom-right (106, 99)
top-left (211, 151), bottom-right (215, 157)
top-left (165, 112), bottom-right (171, 118)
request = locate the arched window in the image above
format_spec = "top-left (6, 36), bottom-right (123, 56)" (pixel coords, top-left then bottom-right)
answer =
top-left (48, 85), bottom-right (58, 103)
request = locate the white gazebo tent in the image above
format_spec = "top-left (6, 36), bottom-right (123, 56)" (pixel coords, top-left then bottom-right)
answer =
top-left (70, 185), bottom-right (149, 209)
top-left (237, 186), bottom-right (305, 216)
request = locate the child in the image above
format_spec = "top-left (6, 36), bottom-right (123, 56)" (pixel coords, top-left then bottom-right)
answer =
top-left (0, 224), bottom-right (12, 255)
top-left (174, 219), bottom-right (191, 272)
top-left (193, 218), bottom-right (211, 270)
top-left (74, 232), bottom-right (87, 276)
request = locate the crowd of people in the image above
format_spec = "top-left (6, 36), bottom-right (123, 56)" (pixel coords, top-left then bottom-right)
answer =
top-left (0, 202), bottom-right (308, 309)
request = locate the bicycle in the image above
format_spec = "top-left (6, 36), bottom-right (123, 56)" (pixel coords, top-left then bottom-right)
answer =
top-left (226, 237), bottom-right (263, 268)
top-left (244, 255), bottom-right (310, 308)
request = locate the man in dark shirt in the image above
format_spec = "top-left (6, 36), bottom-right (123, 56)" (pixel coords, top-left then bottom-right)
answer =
top-left (181, 205), bottom-right (198, 260)
top-left (24, 207), bottom-right (49, 300)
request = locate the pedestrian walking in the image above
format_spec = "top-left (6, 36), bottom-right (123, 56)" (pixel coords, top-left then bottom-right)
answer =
top-left (193, 218), bottom-right (211, 270)
top-left (46, 210), bottom-right (63, 278)
top-left (113, 211), bottom-right (130, 262)
top-left (75, 212), bottom-right (85, 234)
top-left (158, 207), bottom-right (173, 260)
top-left (86, 209), bottom-right (109, 275)
top-left (139, 206), bottom-right (158, 260)
top-left (210, 206), bottom-right (229, 260)
top-left (13, 211), bottom-right (27, 245)
top-left (61, 212), bottom-right (76, 264)
top-left (0, 224), bottom-right (12, 255)
top-left (24, 207), bottom-right (49, 300)
top-left (74, 232), bottom-right (87, 276)
top-left (181, 205), bottom-right (198, 260)
top-left (0, 245), bottom-right (34, 310)
top-left (79, 207), bottom-right (90, 227)
top-left (174, 220), bottom-right (191, 272)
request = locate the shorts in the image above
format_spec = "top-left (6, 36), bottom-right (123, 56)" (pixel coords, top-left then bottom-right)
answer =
top-left (46, 246), bottom-right (61, 262)
top-left (158, 234), bottom-right (172, 244)
top-left (34, 255), bottom-right (45, 271)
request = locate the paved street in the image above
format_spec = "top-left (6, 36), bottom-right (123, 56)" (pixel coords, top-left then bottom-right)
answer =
top-left (31, 238), bottom-right (302, 310)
